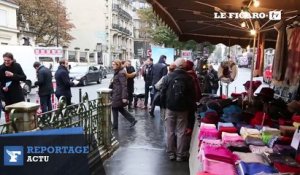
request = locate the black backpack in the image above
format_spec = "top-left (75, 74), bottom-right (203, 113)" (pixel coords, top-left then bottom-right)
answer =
top-left (166, 75), bottom-right (189, 111)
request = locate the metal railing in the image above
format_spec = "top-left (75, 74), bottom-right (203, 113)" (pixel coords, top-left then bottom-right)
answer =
top-left (0, 89), bottom-right (118, 173)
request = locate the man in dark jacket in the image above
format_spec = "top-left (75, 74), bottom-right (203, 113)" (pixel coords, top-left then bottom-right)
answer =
top-left (33, 62), bottom-right (54, 113)
top-left (0, 52), bottom-right (26, 106)
top-left (0, 52), bottom-right (27, 122)
top-left (150, 55), bottom-right (168, 116)
top-left (142, 58), bottom-right (153, 108)
top-left (125, 60), bottom-right (136, 109)
top-left (55, 59), bottom-right (76, 106)
top-left (160, 58), bottom-right (196, 162)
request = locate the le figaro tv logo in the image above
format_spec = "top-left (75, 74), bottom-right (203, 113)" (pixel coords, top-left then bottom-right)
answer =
top-left (4, 146), bottom-right (24, 166)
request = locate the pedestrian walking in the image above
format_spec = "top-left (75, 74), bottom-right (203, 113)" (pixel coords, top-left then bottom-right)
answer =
top-left (160, 58), bottom-right (196, 161)
top-left (125, 60), bottom-right (136, 109)
top-left (206, 65), bottom-right (219, 94)
top-left (111, 59), bottom-right (137, 130)
top-left (142, 58), bottom-right (153, 108)
top-left (0, 52), bottom-right (27, 122)
top-left (54, 58), bottom-right (78, 106)
top-left (33, 62), bottom-right (54, 113)
top-left (150, 55), bottom-right (168, 116)
top-left (184, 60), bottom-right (201, 156)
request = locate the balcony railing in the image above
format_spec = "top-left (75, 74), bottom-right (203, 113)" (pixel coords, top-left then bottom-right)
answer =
top-left (112, 4), bottom-right (132, 20)
top-left (112, 24), bottom-right (132, 36)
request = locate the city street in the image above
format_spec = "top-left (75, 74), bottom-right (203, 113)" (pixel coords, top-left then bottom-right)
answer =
top-left (1, 66), bottom-right (268, 126)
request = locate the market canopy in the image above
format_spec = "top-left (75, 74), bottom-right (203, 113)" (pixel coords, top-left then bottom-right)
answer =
top-left (146, 0), bottom-right (300, 47)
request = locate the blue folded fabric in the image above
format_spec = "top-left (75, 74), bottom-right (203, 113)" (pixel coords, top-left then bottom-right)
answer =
top-left (221, 105), bottom-right (242, 122)
top-left (238, 161), bottom-right (278, 175)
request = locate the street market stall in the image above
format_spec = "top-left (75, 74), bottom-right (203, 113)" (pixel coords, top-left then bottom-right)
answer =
top-left (146, 0), bottom-right (300, 174)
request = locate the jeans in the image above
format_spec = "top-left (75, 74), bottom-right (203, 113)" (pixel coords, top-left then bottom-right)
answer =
top-left (40, 95), bottom-right (52, 113)
top-left (112, 107), bottom-right (136, 128)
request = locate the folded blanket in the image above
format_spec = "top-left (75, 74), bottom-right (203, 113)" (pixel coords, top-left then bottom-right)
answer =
top-left (219, 126), bottom-right (238, 134)
top-left (261, 127), bottom-right (281, 136)
top-left (204, 145), bottom-right (239, 164)
top-left (274, 162), bottom-right (300, 174)
top-left (240, 127), bottom-right (261, 139)
top-left (237, 161), bottom-right (278, 175)
top-left (249, 145), bottom-right (273, 154)
top-left (218, 122), bottom-right (234, 130)
top-left (263, 152), bottom-right (300, 167)
top-left (279, 125), bottom-right (296, 137)
top-left (227, 145), bottom-right (251, 153)
top-left (202, 154), bottom-right (237, 175)
top-left (273, 144), bottom-right (296, 156)
top-left (245, 136), bottom-right (265, 146)
top-left (233, 152), bottom-right (268, 164)
top-left (198, 128), bottom-right (219, 141)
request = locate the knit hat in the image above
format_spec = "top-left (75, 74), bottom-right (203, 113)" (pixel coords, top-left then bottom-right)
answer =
top-left (185, 60), bottom-right (194, 71)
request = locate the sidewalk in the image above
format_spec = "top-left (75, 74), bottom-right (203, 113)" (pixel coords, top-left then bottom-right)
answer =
top-left (103, 77), bottom-right (190, 175)
top-left (103, 108), bottom-right (190, 175)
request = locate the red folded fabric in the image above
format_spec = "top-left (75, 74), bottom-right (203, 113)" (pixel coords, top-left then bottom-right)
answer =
top-left (219, 126), bottom-right (238, 133)
top-left (278, 118), bottom-right (293, 126)
top-left (277, 136), bottom-right (293, 145)
top-left (274, 162), bottom-right (300, 173)
top-left (292, 114), bottom-right (300, 123)
top-left (250, 112), bottom-right (272, 126)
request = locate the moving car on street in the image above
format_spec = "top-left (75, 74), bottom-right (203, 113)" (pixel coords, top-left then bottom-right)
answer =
top-left (69, 65), bottom-right (102, 86)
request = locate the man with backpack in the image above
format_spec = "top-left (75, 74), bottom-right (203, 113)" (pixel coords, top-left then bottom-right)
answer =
top-left (160, 58), bottom-right (196, 162)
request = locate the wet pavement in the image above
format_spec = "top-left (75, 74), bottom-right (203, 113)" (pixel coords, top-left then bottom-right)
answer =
top-left (103, 107), bottom-right (190, 175)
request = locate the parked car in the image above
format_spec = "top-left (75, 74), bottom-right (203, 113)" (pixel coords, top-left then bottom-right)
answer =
top-left (69, 65), bottom-right (102, 86)
top-left (237, 56), bottom-right (249, 68)
top-left (263, 64), bottom-right (272, 84)
top-left (98, 65), bottom-right (107, 78)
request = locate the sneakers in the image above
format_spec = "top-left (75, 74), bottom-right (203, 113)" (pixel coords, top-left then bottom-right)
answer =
top-left (176, 157), bottom-right (185, 162)
top-left (149, 111), bottom-right (154, 117)
top-left (130, 120), bottom-right (137, 128)
top-left (168, 153), bottom-right (176, 161)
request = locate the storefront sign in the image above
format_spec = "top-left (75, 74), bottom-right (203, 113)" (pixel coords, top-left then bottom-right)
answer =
top-left (214, 11), bottom-right (281, 20)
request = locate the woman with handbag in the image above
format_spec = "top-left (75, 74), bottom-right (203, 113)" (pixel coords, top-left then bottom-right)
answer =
top-left (110, 59), bottom-right (137, 130)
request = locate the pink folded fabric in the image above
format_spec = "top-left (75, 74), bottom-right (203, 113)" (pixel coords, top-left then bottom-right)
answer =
top-left (204, 145), bottom-right (239, 164)
top-left (222, 132), bottom-right (244, 144)
top-left (202, 153), bottom-right (237, 175)
top-left (199, 128), bottom-right (219, 141)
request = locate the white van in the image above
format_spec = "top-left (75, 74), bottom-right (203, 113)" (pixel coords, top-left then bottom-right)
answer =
top-left (0, 46), bottom-right (37, 94)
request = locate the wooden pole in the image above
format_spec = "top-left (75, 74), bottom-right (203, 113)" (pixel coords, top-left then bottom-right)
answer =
top-left (249, 33), bottom-right (257, 103)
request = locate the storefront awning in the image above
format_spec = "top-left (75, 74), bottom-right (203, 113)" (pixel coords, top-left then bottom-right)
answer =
top-left (146, 0), bottom-right (300, 47)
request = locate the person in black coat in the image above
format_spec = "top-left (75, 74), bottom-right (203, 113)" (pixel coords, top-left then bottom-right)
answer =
top-left (33, 62), bottom-right (54, 113)
top-left (54, 59), bottom-right (76, 106)
top-left (142, 58), bottom-right (153, 108)
top-left (150, 55), bottom-right (168, 116)
top-left (0, 52), bottom-right (26, 106)
top-left (125, 60), bottom-right (136, 109)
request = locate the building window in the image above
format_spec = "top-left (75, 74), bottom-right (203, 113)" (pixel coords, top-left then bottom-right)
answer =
top-left (0, 9), bottom-right (7, 26)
